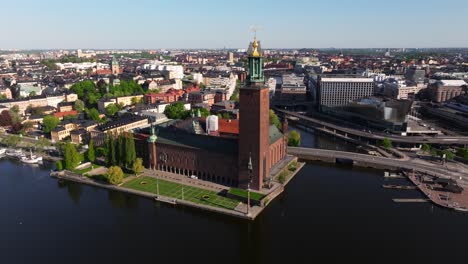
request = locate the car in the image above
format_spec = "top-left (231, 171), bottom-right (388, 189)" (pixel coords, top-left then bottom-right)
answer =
top-left (190, 175), bottom-right (198, 179)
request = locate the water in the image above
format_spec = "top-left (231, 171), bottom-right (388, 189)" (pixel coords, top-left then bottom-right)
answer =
top-left (1, 158), bottom-right (468, 264)
top-left (292, 125), bottom-right (358, 152)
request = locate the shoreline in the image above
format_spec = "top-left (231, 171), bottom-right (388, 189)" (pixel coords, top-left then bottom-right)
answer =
top-left (50, 164), bottom-right (304, 220)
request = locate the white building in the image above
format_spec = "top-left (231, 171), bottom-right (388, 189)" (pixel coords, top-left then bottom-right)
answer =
top-left (318, 77), bottom-right (374, 108)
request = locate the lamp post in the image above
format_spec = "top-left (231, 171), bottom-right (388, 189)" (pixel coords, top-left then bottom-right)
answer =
top-left (247, 152), bottom-right (253, 216)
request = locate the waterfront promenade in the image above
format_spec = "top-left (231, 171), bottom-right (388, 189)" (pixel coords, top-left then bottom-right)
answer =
top-left (49, 159), bottom-right (304, 220)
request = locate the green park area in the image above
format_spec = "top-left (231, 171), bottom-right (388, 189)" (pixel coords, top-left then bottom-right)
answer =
top-left (228, 188), bottom-right (265, 201)
top-left (122, 176), bottom-right (240, 210)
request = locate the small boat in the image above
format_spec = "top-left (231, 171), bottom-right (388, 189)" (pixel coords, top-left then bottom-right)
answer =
top-left (20, 150), bottom-right (42, 164)
top-left (6, 149), bottom-right (23, 158)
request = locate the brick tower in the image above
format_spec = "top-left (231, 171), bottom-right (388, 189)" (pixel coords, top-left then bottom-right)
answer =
top-left (238, 37), bottom-right (270, 190)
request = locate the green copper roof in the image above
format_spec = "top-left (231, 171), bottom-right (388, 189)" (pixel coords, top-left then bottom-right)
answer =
top-left (269, 125), bottom-right (283, 144)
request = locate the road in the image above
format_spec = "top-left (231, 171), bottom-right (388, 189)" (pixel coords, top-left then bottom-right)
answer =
top-left (288, 147), bottom-right (468, 185)
top-left (277, 109), bottom-right (468, 145)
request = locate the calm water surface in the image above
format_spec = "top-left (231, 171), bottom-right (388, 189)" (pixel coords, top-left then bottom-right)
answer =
top-left (1, 158), bottom-right (468, 264)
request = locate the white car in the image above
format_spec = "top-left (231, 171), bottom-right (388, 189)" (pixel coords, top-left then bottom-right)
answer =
top-left (190, 175), bottom-right (198, 179)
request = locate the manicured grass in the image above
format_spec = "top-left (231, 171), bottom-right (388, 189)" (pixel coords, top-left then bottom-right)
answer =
top-left (228, 188), bottom-right (265, 201)
top-left (122, 176), bottom-right (240, 210)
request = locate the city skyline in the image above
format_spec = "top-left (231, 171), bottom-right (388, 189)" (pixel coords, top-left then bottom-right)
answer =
top-left (2, 0), bottom-right (468, 50)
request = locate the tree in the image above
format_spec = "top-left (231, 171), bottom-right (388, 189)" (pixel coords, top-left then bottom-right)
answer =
top-left (106, 166), bottom-right (124, 185)
top-left (87, 139), bottom-right (95, 162)
top-left (441, 149), bottom-right (455, 161)
top-left (381, 138), bottom-right (392, 149)
top-left (457, 148), bottom-right (468, 159)
top-left (421, 143), bottom-right (431, 153)
top-left (63, 143), bottom-right (81, 170)
top-left (3, 134), bottom-right (21, 147)
top-left (132, 158), bottom-right (144, 175)
top-left (87, 108), bottom-right (101, 121)
top-left (20, 121), bottom-right (34, 135)
top-left (42, 115), bottom-right (60, 133)
top-left (269, 110), bottom-right (281, 129)
top-left (105, 103), bottom-right (119, 116)
top-left (0, 110), bottom-right (12, 126)
top-left (288, 130), bottom-right (301, 147)
top-left (74, 99), bottom-right (85, 112)
top-left (29, 91), bottom-right (37, 97)
top-left (125, 133), bottom-right (136, 168)
top-left (131, 97), bottom-right (141, 105)
top-left (9, 105), bottom-right (21, 124)
top-left (37, 137), bottom-right (50, 150)
top-left (164, 102), bottom-right (189, 119)
top-left (56, 161), bottom-right (63, 171)
top-left (192, 108), bottom-right (210, 118)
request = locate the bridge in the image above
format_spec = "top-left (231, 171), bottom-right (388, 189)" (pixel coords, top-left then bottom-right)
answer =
top-left (276, 109), bottom-right (468, 146)
top-left (288, 147), bottom-right (468, 185)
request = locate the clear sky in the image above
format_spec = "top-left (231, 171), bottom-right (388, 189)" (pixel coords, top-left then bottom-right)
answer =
top-left (1, 0), bottom-right (468, 49)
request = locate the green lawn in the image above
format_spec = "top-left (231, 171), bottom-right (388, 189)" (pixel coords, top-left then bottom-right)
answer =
top-left (122, 176), bottom-right (240, 210)
top-left (228, 188), bottom-right (265, 201)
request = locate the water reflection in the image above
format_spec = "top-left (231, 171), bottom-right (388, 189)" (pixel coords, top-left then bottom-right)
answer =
top-left (108, 190), bottom-right (139, 209)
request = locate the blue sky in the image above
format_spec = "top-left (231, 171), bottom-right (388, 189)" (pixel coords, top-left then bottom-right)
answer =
top-left (1, 0), bottom-right (467, 49)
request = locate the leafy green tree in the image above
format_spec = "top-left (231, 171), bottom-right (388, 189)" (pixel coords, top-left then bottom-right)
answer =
top-left (125, 133), bottom-right (136, 168)
top-left (56, 160), bottom-right (63, 171)
top-left (457, 148), bottom-right (468, 159)
top-left (63, 143), bottom-right (81, 170)
top-left (87, 139), bottom-right (95, 162)
top-left (105, 103), bottom-right (119, 116)
top-left (106, 166), bottom-right (124, 185)
top-left (441, 149), bottom-right (455, 161)
top-left (421, 143), bottom-right (431, 153)
top-left (87, 108), bottom-right (101, 121)
top-left (192, 108), bottom-right (210, 118)
top-left (3, 134), bottom-right (21, 147)
top-left (132, 158), bottom-right (144, 175)
top-left (164, 102), bottom-right (189, 119)
top-left (381, 138), bottom-right (392, 149)
top-left (269, 110), bottom-right (281, 129)
top-left (74, 99), bottom-right (85, 112)
top-left (287, 130), bottom-right (301, 147)
top-left (70, 80), bottom-right (101, 106)
top-left (42, 115), bottom-right (60, 133)
top-left (29, 91), bottom-right (37, 97)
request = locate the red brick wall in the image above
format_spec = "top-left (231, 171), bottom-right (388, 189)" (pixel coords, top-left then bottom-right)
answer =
top-left (238, 86), bottom-right (270, 190)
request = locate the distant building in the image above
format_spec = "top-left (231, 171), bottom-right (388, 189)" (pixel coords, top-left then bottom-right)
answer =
top-left (77, 49), bottom-right (96, 58)
top-left (428, 80), bottom-right (466, 103)
top-left (405, 66), bottom-right (426, 84)
top-left (111, 56), bottom-right (120, 75)
top-left (317, 77), bottom-right (374, 110)
top-left (277, 74), bottom-right (307, 101)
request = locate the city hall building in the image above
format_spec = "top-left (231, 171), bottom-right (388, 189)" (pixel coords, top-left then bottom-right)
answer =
top-left (134, 38), bottom-right (288, 190)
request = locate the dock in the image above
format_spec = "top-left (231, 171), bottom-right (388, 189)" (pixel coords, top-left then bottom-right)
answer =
top-left (393, 198), bottom-right (430, 203)
top-left (383, 184), bottom-right (417, 190)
